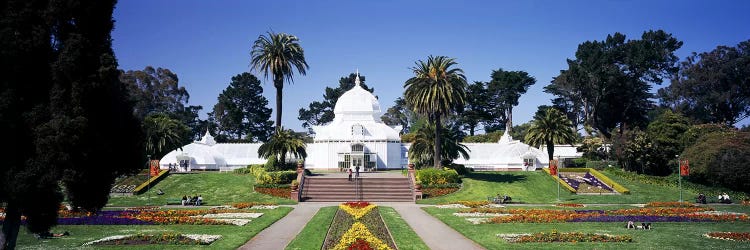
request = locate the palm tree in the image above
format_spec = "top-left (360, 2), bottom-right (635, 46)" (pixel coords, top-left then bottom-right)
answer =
top-left (525, 108), bottom-right (577, 163)
top-left (143, 114), bottom-right (188, 159)
top-left (408, 124), bottom-right (470, 168)
top-left (257, 127), bottom-right (307, 169)
top-left (250, 31), bottom-right (309, 129)
top-left (404, 55), bottom-right (467, 168)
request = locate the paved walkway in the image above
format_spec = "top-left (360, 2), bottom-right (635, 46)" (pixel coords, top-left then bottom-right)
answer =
top-left (238, 202), bottom-right (485, 250)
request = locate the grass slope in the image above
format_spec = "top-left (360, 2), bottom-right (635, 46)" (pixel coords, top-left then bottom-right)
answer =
top-left (107, 173), bottom-right (295, 206)
top-left (14, 207), bottom-right (293, 250)
top-left (419, 170), bottom-right (697, 204)
top-left (423, 206), bottom-right (750, 250)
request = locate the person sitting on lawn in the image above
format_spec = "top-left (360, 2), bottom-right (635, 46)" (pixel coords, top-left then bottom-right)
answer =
top-left (502, 195), bottom-right (512, 204)
top-left (181, 195), bottom-right (187, 206)
top-left (626, 221), bottom-right (635, 229)
top-left (196, 195), bottom-right (203, 206)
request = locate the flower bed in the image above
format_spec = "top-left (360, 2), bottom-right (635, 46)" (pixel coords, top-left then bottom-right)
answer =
top-left (704, 232), bottom-right (750, 241)
top-left (422, 187), bottom-right (459, 198)
top-left (457, 207), bottom-right (749, 224)
top-left (439, 201), bottom-right (489, 208)
top-left (1, 208), bottom-right (269, 226)
top-left (231, 202), bottom-right (277, 209)
top-left (83, 233), bottom-right (221, 246)
top-left (254, 186), bottom-right (291, 198)
top-left (499, 231), bottom-right (632, 243)
top-left (322, 202), bottom-right (396, 250)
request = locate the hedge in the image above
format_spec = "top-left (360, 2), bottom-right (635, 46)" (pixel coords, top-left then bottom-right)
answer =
top-left (133, 170), bottom-right (169, 195)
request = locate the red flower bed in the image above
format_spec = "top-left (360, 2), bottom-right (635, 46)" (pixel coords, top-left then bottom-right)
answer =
top-left (348, 238), bottom-right (374, 250)
top-left (422, 188), bottom-right (459, 198)
top-left (343, 201), bottom-right (371, 209)
top-left (254, 187), bottom-right (290, 198)
top-left (231, 202), bottom-right (276, 209)
top-left (706, 232), bottom-right (750, 241)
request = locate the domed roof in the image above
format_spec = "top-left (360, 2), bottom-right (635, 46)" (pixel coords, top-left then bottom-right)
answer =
top-left (333, 73), bottom-right (381, 121)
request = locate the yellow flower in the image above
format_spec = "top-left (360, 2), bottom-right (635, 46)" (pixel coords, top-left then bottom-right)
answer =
top-left (339, 204), bottom-right (377, 220)
top-left (332, 222), bottom-right (392, 250)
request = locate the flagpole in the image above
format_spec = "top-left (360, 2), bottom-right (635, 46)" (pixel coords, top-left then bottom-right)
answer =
top-left (677, 155), bottom-right (682, 202)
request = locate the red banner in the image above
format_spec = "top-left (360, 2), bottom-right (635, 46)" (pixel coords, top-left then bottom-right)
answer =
top-left (150, 160), bottom-right (160, 177)
top-left (549, 160), bottom-right (558, 176)
top-left (680, 159), bottom-right (689, 176)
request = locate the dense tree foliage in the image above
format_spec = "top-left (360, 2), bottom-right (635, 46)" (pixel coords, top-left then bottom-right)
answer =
top-left (658, 40), bottom-right (750, 126)
top-left (0, 0), bottom-right (143, 248)
top-left (546, 30), bottom-right (683, 138)
top-left (298, 73), bottom-right (374, 130)
top-left (485, 69), bottom-right (536, 133)
top-left (456, 81), bottom-right (492, 135)
top-left (251, 31), bottom-right (309, 129)
top-left (525, 108), bottom-right (577, 161)
top-left (210, 73), bottom-right (273, 142)
top-left (404, 56), bottom-right (467, 168)
top-left (380, 97), bottom-right (414, 134)
top-left (682, 131), bottom-right (750, 193)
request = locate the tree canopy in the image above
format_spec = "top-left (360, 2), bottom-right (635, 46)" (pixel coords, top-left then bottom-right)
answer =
top-left (251, 31), bottom-right (309, 129)
top-left (0, 0), bottom-right (143, 248)
top-left (210, 73), bottom-right (274, 142)
top-left (658, 39), bottom-right (750, 126)
top-left (485, 69), bottom-right (536, 133)
top-left (298, 73), bottom-right (374, 130)
top-left (546, 30), bottom-right (683, 138)
top-left (525, 108), bottom-right (577, 162)
top-left (380, 97), bottom-right (414, 134)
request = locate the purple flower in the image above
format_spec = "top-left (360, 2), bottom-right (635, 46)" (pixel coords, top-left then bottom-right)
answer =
top-left (569, 215), bottom-right (711, 222)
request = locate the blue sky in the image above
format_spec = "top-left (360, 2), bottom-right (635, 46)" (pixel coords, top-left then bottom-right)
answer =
top-left (112, 0), bottom-right (750, 132)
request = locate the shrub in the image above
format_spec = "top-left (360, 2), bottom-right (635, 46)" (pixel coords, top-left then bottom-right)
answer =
top-left (264, 157), bottom-right (278, 171)
top-left (256, 170), bottom-right (296, 185)
top-left (586, 160), bottom-right (617, 170)
top-left (682, 131), bottom-right (750, 193)
top-left (444, 164), bottom-right (471, 175)
top-left (416, 168), bottom-right (460, 185)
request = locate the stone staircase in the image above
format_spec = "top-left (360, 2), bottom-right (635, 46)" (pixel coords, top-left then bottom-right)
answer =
top-left (301, 176), bottom-right (414, 202)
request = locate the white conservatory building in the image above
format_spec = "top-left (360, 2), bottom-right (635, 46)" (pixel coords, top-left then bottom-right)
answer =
top-left (160, 73), bottom-right (554, 172)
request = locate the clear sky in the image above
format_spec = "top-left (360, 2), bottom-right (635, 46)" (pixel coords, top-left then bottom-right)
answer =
top-left (112, 0), bottom-right (750, 132)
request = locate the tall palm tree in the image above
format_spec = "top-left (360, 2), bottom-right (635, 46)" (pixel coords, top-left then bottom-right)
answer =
top-left (404, 55), bottom-right (467, 168)
top-left (408, 124), bottom-right (470, 168)
top-left (250, 31), bottom-right (309, 129)
top-left (525, 108), bottom-right (577, 163)
top-left (258, 127), bottom-right (307, 168)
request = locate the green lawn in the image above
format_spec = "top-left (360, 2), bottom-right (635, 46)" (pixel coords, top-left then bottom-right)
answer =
top-left (423, 206), bottom-right (750, 250)
top-left (286, 206), bottom-right (337, 250)
top-left (107, 172), bottom-right (296, 206)
top-left (419, 170), bottom-right (698, 204)
top-left (285, 206), bottom-right (428, 250)
top-left (15, 207), bottom-right (293, 250)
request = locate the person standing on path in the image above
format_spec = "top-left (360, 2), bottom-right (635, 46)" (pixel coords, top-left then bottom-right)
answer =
top-left (355, 166), bottom-right (360, 178)
top-left (348, 168), bottom-right (353, 181)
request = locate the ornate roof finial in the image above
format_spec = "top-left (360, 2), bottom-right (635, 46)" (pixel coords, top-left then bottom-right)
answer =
top-left (355, 69), bottom-right (361, 87)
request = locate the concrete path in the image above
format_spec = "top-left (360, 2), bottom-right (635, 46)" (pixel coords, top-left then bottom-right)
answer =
top-left (239, 202), bottom-right (485, 250)
top-left (390, 203), bottom-right (486, 250)
top-left (238, 203), bottom-right (330, 250)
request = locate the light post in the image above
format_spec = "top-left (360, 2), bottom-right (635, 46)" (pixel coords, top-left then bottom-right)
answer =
top-left (676, 154), bottom-right (682, 202)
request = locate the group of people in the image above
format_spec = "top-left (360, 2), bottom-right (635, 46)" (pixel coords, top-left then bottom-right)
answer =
top-left (181, 195), bottom-right (203, 206)
top-left (695, 193), bottom-right (731, 204)
top-left (493, 194), bottom-right (512, 204)
top-left (347, 166), bottom-right (360, 181)
top-left (626, 221), bottom-right (652, 229)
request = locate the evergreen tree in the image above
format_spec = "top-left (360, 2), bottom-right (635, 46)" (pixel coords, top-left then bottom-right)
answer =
top-left (211, 73), bottom-right (274, 142)
top-left (0, 0), bottom-right (143, 248)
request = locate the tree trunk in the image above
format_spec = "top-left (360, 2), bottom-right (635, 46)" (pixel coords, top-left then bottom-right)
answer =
top-left (546, 140), bottom-right (554, 166)
top-left (506, 107), bottom-right (513, 133)
top-left (434, 117), bottom-right (442, 169)
top-left (274, 77), bottom-right (284, 129)
top-left (2, 202), bottom-right (22, 250)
